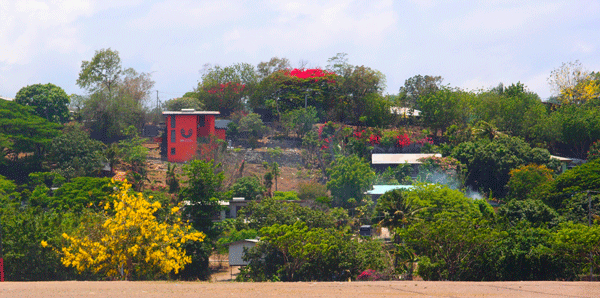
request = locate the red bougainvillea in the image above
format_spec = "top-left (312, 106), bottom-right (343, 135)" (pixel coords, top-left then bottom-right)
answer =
top-left (285, 68), bottom-right (336, 83)
top-left (396, 134), bottom-right (411, 148)
top-left (354, 129), bottom-right (365, 139)
top-left (369, 134), bottom-right (381, 145)
top-left (286, 68), bottom-right (332, 79)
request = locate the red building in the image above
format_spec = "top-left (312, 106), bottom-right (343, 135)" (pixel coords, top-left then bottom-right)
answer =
top-left (163, 109), bottom-right (224, 163)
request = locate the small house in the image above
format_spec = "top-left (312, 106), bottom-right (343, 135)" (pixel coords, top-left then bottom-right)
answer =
top-left (162, 109), bottom-right (223, 162)
top-left (228, 239), bottom-right (259, 266)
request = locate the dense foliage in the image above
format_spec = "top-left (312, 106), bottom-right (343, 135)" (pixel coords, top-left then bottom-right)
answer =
top-left (1, 54), bottom-right (599, 282)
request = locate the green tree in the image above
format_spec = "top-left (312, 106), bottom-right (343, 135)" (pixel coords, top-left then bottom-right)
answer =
top-left (239, 221), bottom-right (390, 281)
top-left (180, 159), bottom-right (224, 238)
top-left (552, 103), bottom-right (600, 158)
top-left (452, 135), bottom-right (559, 198)
top-left (404, 184), bottom-right (490, 220)
top-left (397, 74), bottom-right (443, 109)
top-left (401, 215), bottom-right (498, 281)
top-left (239, 113), bottom-right (266, 137)
top-left (498, 199), bottom-right (560, 227)
top-left (14, 83), bottom-right (70, 123)
top-left (482, 223), bottom-right (568, 280)
top-left (376, 189), bottom-right (421, 232)
top-left (77, 48), bottom-right (122, 99)
top-left (76, 49), bottom-right (154, 142)
top-left (473, 83), bottom-right (548, 143)
top-left (537, 160), bottom-right (600, 219)
top-left (117, 126), bottom-right (149, 191)
top-left (326, 155), bottom-right (375, 208)
top-left (195, 63), bottom-right (258, 111)
top-left (418, 87), bottom-right (473, 136)
top-left (47, 122), bottom-right (106, 179)
top-left (229, 176), bottom-right (265, 200)
top-left (335, 65), bottom-right (386, 123)
top-left (236, 196), bottom-right (345, 230)
top-left (506, 164), bottom-right (554, 200)
top-left (361, 93), bottom-right (393, 127)
top-left (281, 106), bottom-right (318, 138)
top-left (0, 99), bottom-right (61, 163)
top-left (164, 96), bottom-right (204, 111)
top-left (552, 222), bottom-right (600, 278)
top-left (257, 57), bottom-right (291, 79)
top-left (50, 177), bottom-right (116, 211)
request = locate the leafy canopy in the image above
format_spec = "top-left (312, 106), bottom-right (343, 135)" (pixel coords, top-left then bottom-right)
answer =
top-left (58, 181), bottom-right (205, 280)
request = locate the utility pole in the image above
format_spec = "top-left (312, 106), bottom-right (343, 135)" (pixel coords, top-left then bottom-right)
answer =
top-left (156, 90), bottom-right (159, 110)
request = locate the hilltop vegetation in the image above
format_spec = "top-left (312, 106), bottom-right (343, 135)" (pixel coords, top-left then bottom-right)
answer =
top-left (0, 51), bottom-right (598, 281)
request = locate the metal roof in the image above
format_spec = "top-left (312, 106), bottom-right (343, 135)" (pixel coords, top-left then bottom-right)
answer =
top-left (550, 155), bottom-right (573, 162)
top-left (365, 185), bottom-right (415, 195)
top-left (371, 153), bottom-right (442, 164)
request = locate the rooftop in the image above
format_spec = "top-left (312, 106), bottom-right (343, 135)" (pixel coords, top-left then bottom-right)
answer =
top-left (365, 184), bottom-right (415, 195)
top-left (162, 109), bottom-right (220, 115)
top-left (371, 153), bottom-right (442, 164)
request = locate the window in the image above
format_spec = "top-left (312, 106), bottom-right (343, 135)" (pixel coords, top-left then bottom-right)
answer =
top-left (171, 116), bottom-right (176, 128)
top-left (171, 147), bottom-right (176, 155)
top-left (171, 130), bottom-right (176, 143)
top-left (198, 115), bottom-right (205, 127)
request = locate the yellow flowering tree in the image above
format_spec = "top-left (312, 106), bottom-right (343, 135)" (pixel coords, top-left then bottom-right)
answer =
top-left (58, 181), bottom-right (205, 280)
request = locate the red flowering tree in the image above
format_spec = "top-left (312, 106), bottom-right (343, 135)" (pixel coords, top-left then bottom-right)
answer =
top-left (196, 63), bottom-right (257, 112)
top-left (257, 68), bottom-right (338, 118)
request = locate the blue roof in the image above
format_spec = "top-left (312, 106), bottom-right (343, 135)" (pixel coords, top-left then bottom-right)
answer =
top-left (365, 185), bottom-right (414, 195)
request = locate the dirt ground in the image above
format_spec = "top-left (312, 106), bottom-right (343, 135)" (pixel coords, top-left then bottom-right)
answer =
top-left (142, 142), bottom-right (321, 193)
top-left (2, 281), bottom-right (598, 298)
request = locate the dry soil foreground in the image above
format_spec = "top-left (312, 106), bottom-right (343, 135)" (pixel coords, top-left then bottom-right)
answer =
top-left (1, 281), bottom-right (598, 298)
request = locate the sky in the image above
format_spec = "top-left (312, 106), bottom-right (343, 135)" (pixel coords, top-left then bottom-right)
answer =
top-left (1, 0), bottom-right (599, 103)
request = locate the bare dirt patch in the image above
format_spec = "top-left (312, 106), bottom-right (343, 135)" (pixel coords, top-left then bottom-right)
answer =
top-left (2, 281), bottom-right (597, 298)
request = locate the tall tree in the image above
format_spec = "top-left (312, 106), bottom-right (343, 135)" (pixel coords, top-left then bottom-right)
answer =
top-left (0, 99), bottom-right (60, 161)
top-left (48, 122), bottom-right (106, 179)
top-left (14, 83), bottom-right (70, 123)
top-left (547, 60), bottom-right (596, 105)
top-left (326, 155), bottom-right (375, 208)
top-left (398, 75), bottom-right (443, 109)
top-left (77, 48), bottom-right (123, 99)
top-left (179, 159), bottom-right (225, 238)
top-left (257, 57), bottom-right (291, 79)
top-left (195, 63), bottom-right (258, 112)
top-left (76, 49), bottom-right (155, 142)
top-left (418, 87), bottom-right (470, 136)
top-left (473, 82), bottom-right (547, 142)
top-left (58, 182), bottom-right (205, 280)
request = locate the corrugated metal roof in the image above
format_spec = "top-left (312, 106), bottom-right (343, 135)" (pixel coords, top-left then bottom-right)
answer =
top-left (371, 153), bottom-right (441, 164)
top-left (215, 119), bottom-right (232, 129)
top-left (550, 155), bottom-right (573, 162)
top-left (365, 185), bottom-right (415, 195)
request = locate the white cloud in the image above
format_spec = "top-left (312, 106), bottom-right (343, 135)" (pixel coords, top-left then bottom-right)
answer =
top-left (224, 0), bottom-right (397, 55)
top-left (129, 0), bottom-right (246, 30)
top-left (0, 0), bottom-right (95, 64)
top-left (439, 1), bottom-right (564, 41)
